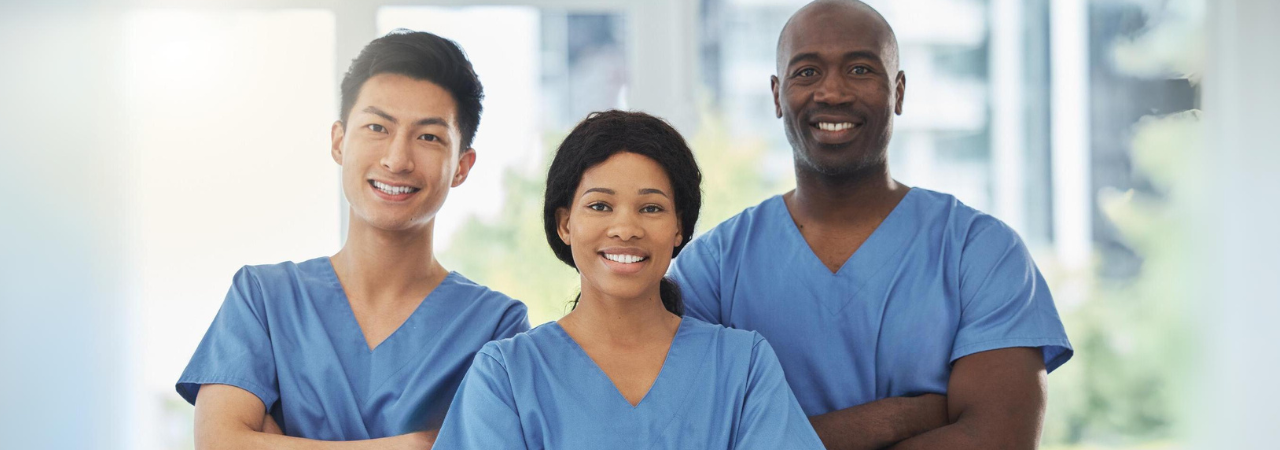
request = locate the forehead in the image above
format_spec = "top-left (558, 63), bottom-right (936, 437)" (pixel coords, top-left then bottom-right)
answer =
top-left (578, 152), bottom-right (673, 192)
top-left (778, 3), bottom-right (892, 66)
top-left (353, 73), bottom-right (458, 124)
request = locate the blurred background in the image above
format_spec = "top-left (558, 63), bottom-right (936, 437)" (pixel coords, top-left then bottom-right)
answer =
top-left (1, 0), bottom-right (1275, 449)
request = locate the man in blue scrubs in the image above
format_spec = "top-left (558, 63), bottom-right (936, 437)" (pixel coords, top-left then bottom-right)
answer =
top-left (669, 1), bottom-right (1072, 448)
top-left (176, 30), bottom-right (529, 449)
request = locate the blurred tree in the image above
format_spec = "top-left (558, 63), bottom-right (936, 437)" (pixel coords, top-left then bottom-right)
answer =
top-left (1043, 0), bottom-right (1202, 448)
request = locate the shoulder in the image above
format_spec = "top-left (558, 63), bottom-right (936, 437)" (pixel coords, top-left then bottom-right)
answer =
top-left (225, 257), bottom-right (332, 308)
top-left (237, 256), bottom-right (332, 288)
top-left (681, 316), bottom-right (764, 354)
top-left (907, 188), bottom-right (1023, 249)
top-left (478, 321), bottom-right (556, 360)
top-left (442, 272), bottom-right (528, 314)
top-left (678, 195), bottom-right (785, 267)
top-left (694, 195), bottom-right (784, 244)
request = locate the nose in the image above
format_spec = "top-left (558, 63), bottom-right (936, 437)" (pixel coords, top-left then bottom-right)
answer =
top-left (380, 133), bottom-right (415, 173)
top-left (813, 73), bottom-right (855, 106)
top-left (607, 209), bottom-right (645, 241)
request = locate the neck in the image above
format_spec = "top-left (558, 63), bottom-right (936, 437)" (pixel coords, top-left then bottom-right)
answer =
top-left (330, 215), bottom-right (445, 305)
top-left (561, 280), bottom-right (679, 348)
top-left (789, 160), bottom-right (908, 225)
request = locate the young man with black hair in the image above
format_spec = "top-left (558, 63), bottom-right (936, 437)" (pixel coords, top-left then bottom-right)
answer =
top-left (176, 30), bottom-right (528, 449)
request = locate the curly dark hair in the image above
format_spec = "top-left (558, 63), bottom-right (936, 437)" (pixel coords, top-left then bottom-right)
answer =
top-left (542, 110), bottom-right (703, 316)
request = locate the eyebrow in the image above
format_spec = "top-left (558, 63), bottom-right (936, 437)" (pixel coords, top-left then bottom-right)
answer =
top-left (361, 106), bottom-right (451, 128)
top-left (639, 188), bottom-right (670, 198)
top-left (787, 50), bottom-right (883, 69)
top-left (581, 187), bottom-right (670, 198)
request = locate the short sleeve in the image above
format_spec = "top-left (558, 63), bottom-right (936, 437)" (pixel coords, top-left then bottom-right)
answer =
top-left (434, 347), bottom-right (527, 449)
top-left (668, 232), bottom-right (724, 324)
top-left (175, 267), bottom-right (279, 411)
top-left (492, 301), bottom-right (531, 341)
top-left (735, 335), bottom-right (825, 449)
top-left (952, 220), bottom-right (1074, 372)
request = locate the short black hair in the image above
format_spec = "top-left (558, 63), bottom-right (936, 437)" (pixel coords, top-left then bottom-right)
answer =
top-left (543, 110), bottom-right (703, 316)
top-left (339, 29), bottom-right (484, 149)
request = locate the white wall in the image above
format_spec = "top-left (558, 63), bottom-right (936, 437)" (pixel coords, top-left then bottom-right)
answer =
top-left (1196, 0), bottom-right (1280, 447)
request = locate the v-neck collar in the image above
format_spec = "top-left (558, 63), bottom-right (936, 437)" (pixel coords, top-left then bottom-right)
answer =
top-left (774, 188), bottom-right (917, 277)
top-left (321, 257), bottom-right (451, 353)
top-left (549, 318), bottom-right (689, 409)
top-left (770, 189), bottom-right (920, 315)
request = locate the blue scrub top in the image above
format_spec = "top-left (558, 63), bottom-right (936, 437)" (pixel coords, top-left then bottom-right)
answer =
top-left (668, 189), bottom-right (1073, 416)
top-left (176, 257), bottom-right (530, 439)
top-left (433, 317), bottom-right (824, 449)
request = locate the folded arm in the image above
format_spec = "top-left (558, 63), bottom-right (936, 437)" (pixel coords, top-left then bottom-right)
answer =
top-left (808, 393), bottom-right (949, 450)
top-left (887, 347), bottom-right (1047, 450)
top-left (194, 384), bottom-right (435, 450)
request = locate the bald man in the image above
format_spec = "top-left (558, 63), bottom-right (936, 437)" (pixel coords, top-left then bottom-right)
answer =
top-left (669, 1), bottom-right (1073, 449)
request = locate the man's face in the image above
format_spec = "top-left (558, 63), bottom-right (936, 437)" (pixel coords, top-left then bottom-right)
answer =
top-left (771, 3), bottom-right (905, 178)
top-left (331, 73), bottom-right (475, 232)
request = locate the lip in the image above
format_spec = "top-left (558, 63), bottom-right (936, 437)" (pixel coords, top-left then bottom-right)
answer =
top-left (367, 179), bottom-right (420, 202)
top-left (598, 247), bottom-right (650, 275)
top-left (806, 114), bottom-right (864, 145)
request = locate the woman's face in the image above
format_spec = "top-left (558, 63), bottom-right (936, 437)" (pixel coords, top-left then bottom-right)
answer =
top-left (557, 152), bottom-right (682, 303)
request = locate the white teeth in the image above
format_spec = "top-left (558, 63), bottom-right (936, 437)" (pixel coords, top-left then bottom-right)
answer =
top-left (603, 253), bottom-right (646, 264)
top-left (817, 122), bottom-right (854, 131)
top-left (372, 181), bottom-right (418, 196)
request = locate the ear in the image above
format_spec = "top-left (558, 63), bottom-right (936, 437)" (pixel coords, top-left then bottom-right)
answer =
top-left (451, 147), bottom-right (477, 188)
top-left (555, 207), bottom-right (572, 246)
top-left (330, 121), bottom-right (346, 165)
top-left (770, 75), bottom-right (783, 118)
top-left (894, 71), bottom-right (906, 116)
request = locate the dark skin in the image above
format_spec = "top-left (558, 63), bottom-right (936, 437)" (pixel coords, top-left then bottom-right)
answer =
top-left (771, 1), bottom-right (1048, 449)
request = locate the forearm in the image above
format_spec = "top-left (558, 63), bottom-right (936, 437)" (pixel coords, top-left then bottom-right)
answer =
top-left (888, 348), bottom-right (1048, 450)
top-left (808, 394), bottom-right (949, 450)
top-left (884, 422), bottom-right (981, 450)
top-left (196, 428), bottom-right (433, 450)
top-left (886, 419), bottom-right (1035, 450)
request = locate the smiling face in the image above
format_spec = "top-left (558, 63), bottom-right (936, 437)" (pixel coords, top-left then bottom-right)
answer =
top-left (556, 152), bottom-right (683, 302)
top-left (331, 73), bottom-right (475, 233)
top-left (771, 0), bottom-right (906, 178)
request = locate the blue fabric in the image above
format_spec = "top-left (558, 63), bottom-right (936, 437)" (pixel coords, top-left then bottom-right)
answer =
top-left (176, 257), bottom-right (529, 439)
top-left (668, 189), bottom-right (1073, 416)
top-left (433, 317), bottom-right (824, 449)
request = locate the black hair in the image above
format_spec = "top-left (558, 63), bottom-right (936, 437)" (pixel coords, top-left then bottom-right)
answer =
top-left (543, 110), bottom-right (703, 316)
top-left (339, 29), bottom-right (484, 149)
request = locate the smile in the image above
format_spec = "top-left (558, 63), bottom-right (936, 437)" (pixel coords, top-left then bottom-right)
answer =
top-left (602, 253), bottom-right (648, 264)
top-left (369, 180), bottom-right (421, 196)
top-left (815, 122), bottom-right (855, 131)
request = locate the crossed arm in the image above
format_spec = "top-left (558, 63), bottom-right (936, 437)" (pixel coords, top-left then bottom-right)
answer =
top-left (810, 347), bottom-right (1048, 450)
top-left (193, 384), bottom-right (435, 450)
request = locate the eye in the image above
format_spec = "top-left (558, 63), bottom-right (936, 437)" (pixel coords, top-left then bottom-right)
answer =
top-left (851, 66), bottom-right (871, 75)
top-left (418, 134), bottom-right (439, 142)
top-left (795, 67), bottom-right (818, 78)
top-left (641, 205), bottom-right (664, 213)
top-left (587, 202), bottom-right (611, 212)
top-left (366, 123), bottom-right (387, 133)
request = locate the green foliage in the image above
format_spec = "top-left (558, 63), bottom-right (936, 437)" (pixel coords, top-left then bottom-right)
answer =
top-left (1038, 1), bottom-right (1203, 446)
top-left (1043, 111), bottom-right (1200, 447)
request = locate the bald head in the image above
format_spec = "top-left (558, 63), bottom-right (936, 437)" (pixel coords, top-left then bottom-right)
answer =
top-left (776, 0), bottom-right (900, 77)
